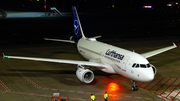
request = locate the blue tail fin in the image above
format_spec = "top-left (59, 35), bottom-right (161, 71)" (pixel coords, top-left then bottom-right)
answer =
top-left (72, 6), bottom-right (86, 42)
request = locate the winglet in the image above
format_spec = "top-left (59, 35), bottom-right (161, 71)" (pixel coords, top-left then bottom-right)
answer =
top-left (173, 42), bottom-right (177, 47)
top-left (2, 53), bottom-right (5, 59)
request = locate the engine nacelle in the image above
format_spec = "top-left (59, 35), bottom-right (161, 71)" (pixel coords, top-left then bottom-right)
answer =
top-left (0, 9), bottom-right (7, 18)
top-left (76, 65), bottom-right (94, 83)
top-left (151, 64), bottom-right (157, 75)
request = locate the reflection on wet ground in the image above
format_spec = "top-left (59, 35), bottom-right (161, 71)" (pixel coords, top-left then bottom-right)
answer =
top-left (106, 82), bottom-right (121, 100)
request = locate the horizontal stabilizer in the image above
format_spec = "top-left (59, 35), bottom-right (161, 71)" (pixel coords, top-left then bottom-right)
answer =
top-left (44, 38), bottom-right (75, 43)
top-left (87, 36), bottom-right (102, 41)
top-left (89, 36), bottom-right (101, 39)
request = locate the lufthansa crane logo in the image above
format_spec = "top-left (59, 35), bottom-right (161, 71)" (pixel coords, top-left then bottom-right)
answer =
top-left (74, 20), bottom-right (79, 35)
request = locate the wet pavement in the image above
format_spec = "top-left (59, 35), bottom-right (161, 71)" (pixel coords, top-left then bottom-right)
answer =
top-left (0, 37), bottom-right (180, 101)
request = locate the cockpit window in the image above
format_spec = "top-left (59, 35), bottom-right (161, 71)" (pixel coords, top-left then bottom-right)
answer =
top-left (136, 64), bottom-right (139, 68)
top-left (132, 63), bottom-right (136, 67)
top-left (140, 64), bottom-right (146, 68)
top-left (133, 63), bottom-right (151, 68)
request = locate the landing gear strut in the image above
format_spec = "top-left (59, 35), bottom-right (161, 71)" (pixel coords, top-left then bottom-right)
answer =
top-left (131, 80), bottom-right (138, 91)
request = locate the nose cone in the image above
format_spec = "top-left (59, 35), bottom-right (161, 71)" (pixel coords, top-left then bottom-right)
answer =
top-left (146, 72), bottom-right (154, 81)
top-left (144, 68), bottom-right (154, 82)
top-left (132, 68), bottom-right (155, 82)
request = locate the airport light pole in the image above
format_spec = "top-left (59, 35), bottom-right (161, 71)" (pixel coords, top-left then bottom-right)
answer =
top-left (44, 0), bottom-right (46, 16)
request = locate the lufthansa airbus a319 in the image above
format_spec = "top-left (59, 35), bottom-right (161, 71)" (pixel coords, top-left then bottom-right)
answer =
top-left (3, 6), bottom-right (177, 91)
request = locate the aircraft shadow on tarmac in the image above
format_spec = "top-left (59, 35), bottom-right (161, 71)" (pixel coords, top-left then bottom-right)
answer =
top-left (53, 51), bottom-right (69, 54)
top-left (4, 69), bottom-right (117, 85)
top-left (6, 69), bottom-right (112, 75)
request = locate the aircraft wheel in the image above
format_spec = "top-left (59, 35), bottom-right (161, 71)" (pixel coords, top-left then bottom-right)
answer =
top-left (132, 86), bottom-right (138, 91)
top-left (132, 86), bottom-right (135, 91)
top-left (135, 86), bottom-right (138, 91)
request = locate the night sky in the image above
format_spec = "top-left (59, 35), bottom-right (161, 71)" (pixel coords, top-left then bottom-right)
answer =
top-left (0, 0), bottom-right (160, 12)
top-left (0, 0), bottom-right (180, 45)
top-left (0, 0), bottom-right (178, 13)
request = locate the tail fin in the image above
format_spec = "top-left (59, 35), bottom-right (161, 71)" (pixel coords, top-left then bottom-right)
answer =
top-left (72, 6), bottom-right (86, 41)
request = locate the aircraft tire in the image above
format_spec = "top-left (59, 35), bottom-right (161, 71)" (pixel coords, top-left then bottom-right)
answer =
top-left (132, 86), bottom-right (138, 91)
top-left (132, 86), bottom-right (135, 91)
top-left (135, 86), bottom-right (138, 91)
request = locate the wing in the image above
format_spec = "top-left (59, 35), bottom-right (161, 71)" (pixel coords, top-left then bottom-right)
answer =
top-left (3, 54), bottom-right (105, 68)
top-left (141, 43), bottom-right (177, 58)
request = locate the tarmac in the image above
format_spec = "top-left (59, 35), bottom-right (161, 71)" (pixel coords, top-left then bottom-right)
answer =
top-left (0, 36), bottom-right (180, 101)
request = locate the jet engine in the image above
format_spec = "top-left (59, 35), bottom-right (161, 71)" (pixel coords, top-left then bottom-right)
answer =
top-left (0, 9), bottom-right (7, 18)
top-left (151, 64), bottom-right (157, 75)
top-left (76, 65), bottom-right (94, 83)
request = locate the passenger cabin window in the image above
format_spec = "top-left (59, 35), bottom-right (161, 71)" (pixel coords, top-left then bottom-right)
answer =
top-left (147, 64), bottom-right (150, 68)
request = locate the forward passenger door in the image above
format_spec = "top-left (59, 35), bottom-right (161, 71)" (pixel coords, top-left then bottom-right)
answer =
top-left (122, 56), bottom-right (130, 72)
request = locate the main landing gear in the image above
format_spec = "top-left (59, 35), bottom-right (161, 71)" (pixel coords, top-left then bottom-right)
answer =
top-left (131, 80), bottom-right (138, 91)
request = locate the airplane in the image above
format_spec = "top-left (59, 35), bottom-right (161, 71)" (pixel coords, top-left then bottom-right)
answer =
top-left (3, 6), bottom-right (177, 91)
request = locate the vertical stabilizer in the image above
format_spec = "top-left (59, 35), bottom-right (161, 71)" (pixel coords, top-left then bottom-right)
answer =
top-left (72, 6), bottom-right (86, 41)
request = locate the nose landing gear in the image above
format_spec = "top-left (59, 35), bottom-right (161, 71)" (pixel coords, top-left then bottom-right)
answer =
top-left (131, 80), bottom-right (138, 91)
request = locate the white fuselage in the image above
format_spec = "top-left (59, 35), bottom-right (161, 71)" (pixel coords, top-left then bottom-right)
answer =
top-left (77, 38), bottom-right (154, 82)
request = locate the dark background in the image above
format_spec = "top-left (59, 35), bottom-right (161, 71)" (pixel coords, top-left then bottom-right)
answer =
top-left (0, 0), bottom-right (154, 11)
top-left (0, 0), bottom-right (180, 45)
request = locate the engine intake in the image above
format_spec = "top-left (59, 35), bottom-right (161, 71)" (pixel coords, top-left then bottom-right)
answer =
top-left (76, 65), bottom-right (94, 83)
top-left (0, 9), bottom-right (7, 18)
